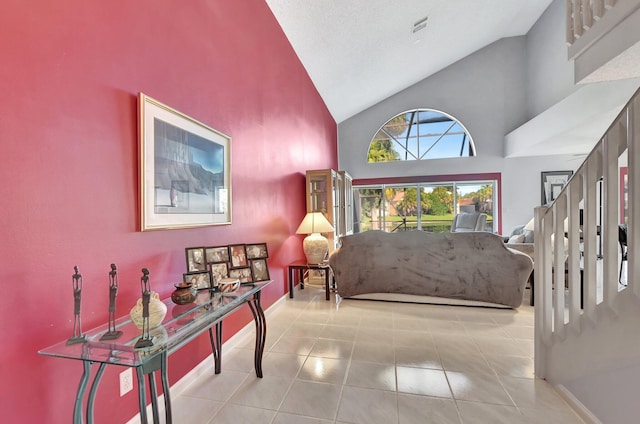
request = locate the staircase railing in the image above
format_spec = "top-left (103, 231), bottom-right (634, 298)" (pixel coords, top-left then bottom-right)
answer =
top-left (534, 87), bottom-right (640, 379)
top-left (566, 0), bottom-right (617, 46)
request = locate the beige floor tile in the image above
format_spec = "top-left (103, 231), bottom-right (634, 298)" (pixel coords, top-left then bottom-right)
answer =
top-left (397, 366), bottom-right (452, 398)
top-left (168, 395), bottom-right (223, 423)
top-left (309, 338), bottom-right (354, 359)
top-left (519, 406), bottom-right (586, 423)
top-left (207, 403), bottom-right (276, 424)
top-left (319, 323), bottom-right (358, 341)
top-left (270, 335), bottom-right (317, 356)
top-left (438, 349), bottom-right (495, 375)
top-left (159, 287), bottom-right (582, 424)
top-left (336, 385), bottom-right (398, 424)
top-left (446, 371), bottom-right (514, 406)
top-left (261, 351), bottom-right (306, 379)
top-left (279, 380), bottom-right (342, 420)
top-left (273, 412), bottom-right (333, 424)
top-left (395, 345), bottom-right (442, 369)
top-left (227, 375), bottom-right (293, 410)
top-left (298, 356), bottom-right (349, 384)
top-left (181, 369), bottom-right (249, 402)
top-left (397, 394), bottom-right (461, 424)
top-left (474, 337), bottom-right (532, 357)
top-left (352, 341), bottom-right (395, 363)
top-left (393, 329), bottom-right (434, 348)
top-left (457, 400), bottom-right (530, 424)
top-left (500, 376), bottom-right (575, 412)
top-left (486, 354), bottom-right (535, 378)
top-left (345, 360), bottom-right (396, 391)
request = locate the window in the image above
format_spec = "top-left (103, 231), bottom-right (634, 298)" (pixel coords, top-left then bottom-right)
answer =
top-left (368, 109), bottom-right (475, 162)
top-left (353, 178), bottom-right (497, 233)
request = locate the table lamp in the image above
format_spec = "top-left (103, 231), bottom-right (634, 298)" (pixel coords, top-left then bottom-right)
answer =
top-left (296, 212), bottom-right (334, 264)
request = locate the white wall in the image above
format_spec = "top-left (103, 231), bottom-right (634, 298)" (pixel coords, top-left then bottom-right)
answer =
top-left (525, 0), bottom-right (576, 117)
top-left (338, 35), bottom-right (578, 232)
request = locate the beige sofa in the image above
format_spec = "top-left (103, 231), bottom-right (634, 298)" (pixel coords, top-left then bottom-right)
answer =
top-left (329, 230), bottom-right (533, 308)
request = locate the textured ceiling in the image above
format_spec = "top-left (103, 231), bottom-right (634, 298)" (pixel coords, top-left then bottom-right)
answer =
top-left (266, 0), bottom-right (554, 123)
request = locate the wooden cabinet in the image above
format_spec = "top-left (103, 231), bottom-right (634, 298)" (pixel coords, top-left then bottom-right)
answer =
top-left (305, 169), bottom-right (353, 252)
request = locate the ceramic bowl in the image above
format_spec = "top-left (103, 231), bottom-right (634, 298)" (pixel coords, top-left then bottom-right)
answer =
top-left (219, 278), bottom-right (240, 295)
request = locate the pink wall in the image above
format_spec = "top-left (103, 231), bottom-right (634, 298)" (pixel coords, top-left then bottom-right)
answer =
top-left (0, 1), bottom-right (336, 422)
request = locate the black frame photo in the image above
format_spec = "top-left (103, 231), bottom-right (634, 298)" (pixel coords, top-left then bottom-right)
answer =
top-left (209, 262), bottom-right (229, 280)
top-left (229, 244), bottom-right (248, 268)
top-left (183, 270), bottom-right (213, 290)
top-left (541, 171), bottom-right (573, 205)
top-left (205, 246), bottom-right (230, 263)
top-left (250, 258), bottom-right (270, 282)
top-left (229, 267), bottom-right (252, 283)
top-left (185, 247), bottom-right (207, 272)
top-left (246, 243), bottom-right (268, 259)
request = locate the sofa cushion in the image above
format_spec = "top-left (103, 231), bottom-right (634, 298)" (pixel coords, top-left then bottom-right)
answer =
top-left (507, 234), bottom-right (525, 244)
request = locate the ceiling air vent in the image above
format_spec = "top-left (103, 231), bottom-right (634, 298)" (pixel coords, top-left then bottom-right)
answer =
top-left (412, 16), bottom-right (428, 33)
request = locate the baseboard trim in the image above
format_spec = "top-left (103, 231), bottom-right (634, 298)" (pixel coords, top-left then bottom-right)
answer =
top-left (555, 384), bottom-right (602, 424)
top-left (126, 294), bottom-right (287, 424)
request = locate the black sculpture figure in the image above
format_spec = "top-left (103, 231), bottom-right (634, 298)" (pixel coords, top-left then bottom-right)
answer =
top-left (100, 263), bottom-right (123, 341)
top-left (134, 268), bottom-right (155, 348)
top-left (67, 266), bottom-right (88, 345)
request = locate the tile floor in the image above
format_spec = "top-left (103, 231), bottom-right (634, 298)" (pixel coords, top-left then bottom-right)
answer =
top-left (166, 286), bottom-right (585, 424)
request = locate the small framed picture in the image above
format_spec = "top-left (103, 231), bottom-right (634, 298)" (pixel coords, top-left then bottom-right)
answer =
top-left (229, 267), bottom-right (253, 283)
top-left (209, 262), bottom-right (229, 281)
top-left (186, 247), bottom-right (207, 272)
top-left (229, 244), bottom-right (248, 268)
top-left (250, 258), bottom-right (270, 282)
top-left (541, 171), bottom-right (573, 205)
top-left (205, 246), bottom-right (230, 264)
top-left (183, 270), bottom-right (213, 290)
top-left (246, 243), bottom-right (268, 259)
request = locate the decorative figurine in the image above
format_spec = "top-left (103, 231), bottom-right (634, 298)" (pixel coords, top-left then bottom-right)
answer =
top-left (100, 264), bottom-right (123, 341)
top-left (67, 266), bottom-right (88, 345)
top-left (134, 268), bottom-right (156, 348)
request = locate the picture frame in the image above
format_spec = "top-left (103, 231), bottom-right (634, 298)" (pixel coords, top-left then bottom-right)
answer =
top-left (185, 247), bottom-right (207, 272)
top-left (541, 171), bottom-right (573, 205)
top-left (139, 93), bottom-right (231, 231)
top-left (229, 267), bottom-right (253, 283)
top-left (250, 258), bottom-right (270, 282)
top-left (205, 246), bottom-right (230, 264)
top-left (246, 243), bottom-right (268, 259)
top-left (209, 262), bottom-right (229, 281)
top-left (183, 270), bottom-right (213, 291)
top-left (229, 244), bottom-right (248, 268)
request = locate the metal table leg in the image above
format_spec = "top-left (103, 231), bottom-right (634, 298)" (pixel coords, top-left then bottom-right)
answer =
top-left (74, 361), bottom-right (92, 424)
top-left (86, 362), bottom-right (107, 424)
top-left (247, 291), bottom-right (267, 378)
top-left (209, 322), bottom-right (222, 374)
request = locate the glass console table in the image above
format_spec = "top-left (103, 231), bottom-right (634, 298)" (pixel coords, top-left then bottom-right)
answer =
top-left (39, 280), bottom-right (272, 424)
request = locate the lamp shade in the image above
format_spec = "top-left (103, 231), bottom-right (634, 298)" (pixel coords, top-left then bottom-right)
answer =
top-left (296, 212), bottom-right (334, 264)
top-left (296, 212), bottom-right (334, 234)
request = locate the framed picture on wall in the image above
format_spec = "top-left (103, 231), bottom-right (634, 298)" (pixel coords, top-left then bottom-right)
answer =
top-left (541, 171), bottom-right (573, 205)
top-left (139, 93), bottom-right (232, 231)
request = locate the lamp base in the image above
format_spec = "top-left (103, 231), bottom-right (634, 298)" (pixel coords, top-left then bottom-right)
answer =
top-left (303, 233), bottom-right (329, 264)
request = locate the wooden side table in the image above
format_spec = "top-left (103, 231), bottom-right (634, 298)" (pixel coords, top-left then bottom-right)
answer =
top-left (288, 261), bottom-right (332, 300)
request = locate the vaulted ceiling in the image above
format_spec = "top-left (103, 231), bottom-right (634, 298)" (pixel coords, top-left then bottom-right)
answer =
top-left (266, 0), bottom-right (554, 124)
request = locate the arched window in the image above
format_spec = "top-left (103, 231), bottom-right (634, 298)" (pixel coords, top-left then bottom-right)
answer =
top-left (368, 109), bottom-right (475, 162)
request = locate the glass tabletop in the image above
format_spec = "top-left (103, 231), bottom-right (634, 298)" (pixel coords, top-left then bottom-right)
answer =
top-left (39, 281), bottom-right (272, 367)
